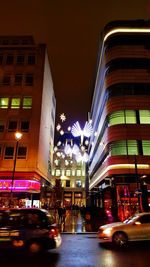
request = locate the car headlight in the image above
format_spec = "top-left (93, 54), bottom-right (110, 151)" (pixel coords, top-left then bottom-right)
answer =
top-left (102, 227), bottom-right (112, 235)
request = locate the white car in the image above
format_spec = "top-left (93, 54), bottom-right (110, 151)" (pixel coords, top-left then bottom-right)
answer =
top-left (98, 212), bottom-right (150, 247)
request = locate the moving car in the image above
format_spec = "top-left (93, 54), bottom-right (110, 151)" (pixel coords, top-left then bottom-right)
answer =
top-left (98, 212), bottom-right (150, 247)
top-left (0, 208), bottom-right (62, 253)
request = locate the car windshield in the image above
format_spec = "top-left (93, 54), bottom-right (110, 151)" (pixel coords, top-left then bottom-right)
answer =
top-left (123, 214), bottom-right (140, 224)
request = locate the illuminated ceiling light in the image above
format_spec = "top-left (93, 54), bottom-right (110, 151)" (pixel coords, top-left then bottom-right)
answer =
top-left (60, 130), bottom-right (64, 135)
top-left (60, 113), bottom-right (66, 122)
top-left (56, 124), bottom-right (61, 131)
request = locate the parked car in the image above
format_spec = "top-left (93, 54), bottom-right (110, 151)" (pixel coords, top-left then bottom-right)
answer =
top-left (98, 212), bottom-right (150, 247)
top-left (0, 208), bottom-right (62, 253)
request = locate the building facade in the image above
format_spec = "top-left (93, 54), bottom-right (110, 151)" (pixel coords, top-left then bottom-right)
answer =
top-left (89, 20), bottom-right (150, 221)
top-left (51, 134), bottom-right (86, 208)
top-left (0, 36), bottom-right (56, 207)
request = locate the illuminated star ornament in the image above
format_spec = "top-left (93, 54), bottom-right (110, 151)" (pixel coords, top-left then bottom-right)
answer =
top-left (60, 113), bottom-right (66, 122)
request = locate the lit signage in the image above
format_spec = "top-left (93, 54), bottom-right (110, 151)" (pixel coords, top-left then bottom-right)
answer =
top-left (0, 180), bottom-right (41, 191)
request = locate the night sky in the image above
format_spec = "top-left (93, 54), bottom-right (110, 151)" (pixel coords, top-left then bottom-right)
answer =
top-left (0, 0), bottom-right (150, 128)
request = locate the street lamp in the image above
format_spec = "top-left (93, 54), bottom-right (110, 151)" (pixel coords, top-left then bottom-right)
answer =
top-left (10, 131), bottom-right (22, 206)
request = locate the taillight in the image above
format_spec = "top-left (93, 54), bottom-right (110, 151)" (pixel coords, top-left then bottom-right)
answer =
top-left (49, 228), bottom-right (59, 238)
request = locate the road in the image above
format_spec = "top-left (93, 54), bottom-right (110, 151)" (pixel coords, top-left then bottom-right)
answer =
top-left (0, 233), bottom-right (150, 267)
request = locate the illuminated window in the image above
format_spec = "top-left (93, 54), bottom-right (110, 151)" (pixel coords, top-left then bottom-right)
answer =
top-left (0, 98), bottom-right (9, 108)
top-left (66, 169), bottom-right (71, 176)
top-left (11, 98), bottom-right (20, 109)
top-left (109, 110), bottom-right (136, 126)
top-left (139, 110), bottom-right (150, 124)
top-left (23, 97), bottom-right (32, 109)
top-left (142, 141), bottom-right (150, 155)
top-left (17, 146), bottom-right (27, 159)
top-left (8, 121), bottom-right (17, 132)
top-left (4, 146), bottom-right (14, 159)
top-left (76, 169), bottom-right (81, 176)
top-left (111, 140), bottom-right (138, 155)
top-left (76, 180), bottom-right (82, 188)
top-left (55, 169), bottom-right (61, 176)
top-left (25, 74), bottom-right (34, 86)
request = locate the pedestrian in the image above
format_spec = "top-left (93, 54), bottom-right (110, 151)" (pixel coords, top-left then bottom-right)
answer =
top-left (58, 206), bottom-right (63, 224)
top-left (62, 206), bottom-right (66, 223)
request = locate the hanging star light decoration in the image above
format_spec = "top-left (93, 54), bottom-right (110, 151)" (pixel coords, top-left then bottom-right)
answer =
top-left (60, 113), bottom-right (66, 122)
top-left (56, 124), bottom-right (61, 131)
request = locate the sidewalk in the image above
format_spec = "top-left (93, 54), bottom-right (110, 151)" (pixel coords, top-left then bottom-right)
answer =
top-left (57, 210), bottom-right (111, 234)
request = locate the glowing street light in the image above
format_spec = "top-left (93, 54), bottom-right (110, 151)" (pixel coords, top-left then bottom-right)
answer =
top-left (10, 131), bottom-right (22, 205)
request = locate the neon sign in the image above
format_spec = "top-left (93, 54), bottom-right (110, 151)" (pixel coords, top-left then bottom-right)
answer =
top-left (0, 180), bottom-right (41, 191)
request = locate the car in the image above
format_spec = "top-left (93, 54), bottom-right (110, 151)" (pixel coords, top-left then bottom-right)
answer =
top-left (0, 208), bottom-right (62, 254)
top-left (98, 212), bottom-right (150, 247)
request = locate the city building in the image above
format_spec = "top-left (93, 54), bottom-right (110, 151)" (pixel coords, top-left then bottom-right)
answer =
top-left (51, 132), bottom-right (86, 207)
top-left (0, 36), bottom-right (56, 207)
top-left (89, 20), bottom-right (150, 220)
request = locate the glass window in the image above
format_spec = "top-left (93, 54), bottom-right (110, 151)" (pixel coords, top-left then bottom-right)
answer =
top-left (109, 111), bottom-right (125, 126)
top-left (16, 55), bottom-right (24, 65)
top-left (25, 74), bottom-right (34, 86)
top-left (0, 121), bottom-right (5, 132)
top-left (4, 146), bottom-right (14, 159)
top-left (142, 141), bottom-right (150, 155)
top-left (76, 180), bottom-right (82, 187)
top-left (111, 140), bottom-right (138, 155)
top-left (66, 180), bottom-right (70, 187)
top-left (139, 110), bottom-right (150, 124)
top-left (125, 110), bottom-right (136, 123)
top-left (11, 98), bottom-right (20, 109)
top-left (28, 55), bottom-right (35, 65)
top-left (76, 169), bottom-right (81, 176)
top-left (127, 140), bottom-right (138, 155)
top-left (8, 121), bottom-right (17, 132)
top-left (2, 75), bottom-right (11, 85)
top-left (0, 54), bottom-right (3, 64)
top-left (14, 74), bottom-right (23, 86)
top-left (66, 169), bottom-right (71, 176)
top-left (6, 54), bottom-right (14, 65)
top-left (55, 169), bottom-right (61, 176)
top-left (23, 97), bottom-right (32, 109)
top-left (17, 146), bottom-right (27, 159)
top-left (111, 141), bottom-right (127, 155)
top-left (109, 110), bottom-right (136, 126)
top-left (21, 121), bottom-right (30, 132)
top-left (0, 98), bottom-right (9, 108)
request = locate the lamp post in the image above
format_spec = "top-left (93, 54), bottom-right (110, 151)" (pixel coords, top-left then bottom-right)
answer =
top-left (10, 131), bottom-right (22, 206)
top-left (134, 155), bottom-right (142, 212)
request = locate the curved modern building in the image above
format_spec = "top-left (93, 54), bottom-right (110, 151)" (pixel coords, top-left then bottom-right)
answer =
top-left (89, 20), bottom-right (150, 220)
